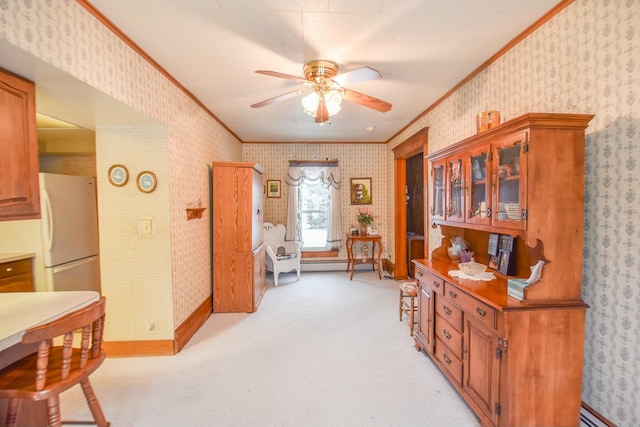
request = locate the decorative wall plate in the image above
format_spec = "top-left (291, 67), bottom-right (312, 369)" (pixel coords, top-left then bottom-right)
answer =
top-left (136, 171), bottom-right (157, 193)
top-left (108, 164), bottom-right (129, 187)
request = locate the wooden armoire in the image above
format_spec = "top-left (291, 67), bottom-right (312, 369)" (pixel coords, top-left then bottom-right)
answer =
top-left (212, 162), bottom-right (266, 313)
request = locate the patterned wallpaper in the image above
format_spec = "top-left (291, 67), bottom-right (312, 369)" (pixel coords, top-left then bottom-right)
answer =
top-left (0, 0), bottom-right (242, 340)
top-left (243, 143), bottom-right (389, 261)
top-left (386, 1), bottom-right (639, 425)
top-left (2, 0), bottom-right (638, 424)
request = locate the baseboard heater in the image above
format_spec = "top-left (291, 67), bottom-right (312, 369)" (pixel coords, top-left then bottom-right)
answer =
top-left (581, 402), bottom-right (616, 427)
top-left (301, 260), bottom-right (348, 272)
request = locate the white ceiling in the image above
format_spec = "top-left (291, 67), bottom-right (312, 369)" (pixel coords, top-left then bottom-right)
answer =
top-left (87, 1), bottom-right (560, 142)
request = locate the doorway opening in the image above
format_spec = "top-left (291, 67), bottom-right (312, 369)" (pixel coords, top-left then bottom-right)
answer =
top-left (392, 128), bottom-right (428, 280)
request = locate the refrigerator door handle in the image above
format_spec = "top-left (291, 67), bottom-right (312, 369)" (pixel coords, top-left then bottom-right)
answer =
top-left (52, 256), bottom-right (98, 274)
top-left (41, 189), bottom-right (54, 251)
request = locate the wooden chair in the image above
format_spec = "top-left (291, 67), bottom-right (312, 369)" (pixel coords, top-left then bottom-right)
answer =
top-left (0, 297), bottom-right (109, 427)
top-left (263, 222), bottom-right (301, 286)
top-left (399, 281), bottom-right (418, 335)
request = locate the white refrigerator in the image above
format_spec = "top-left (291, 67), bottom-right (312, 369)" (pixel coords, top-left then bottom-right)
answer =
top-left (38, 173), bottom-right (101, 292)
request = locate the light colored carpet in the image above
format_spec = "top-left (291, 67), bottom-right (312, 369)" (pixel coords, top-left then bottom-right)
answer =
top-left (61, 271), bottom-right (480, 426)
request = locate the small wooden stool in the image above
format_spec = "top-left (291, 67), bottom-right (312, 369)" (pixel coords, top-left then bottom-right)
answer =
top-left (398, 280), bottom-right (418, 335)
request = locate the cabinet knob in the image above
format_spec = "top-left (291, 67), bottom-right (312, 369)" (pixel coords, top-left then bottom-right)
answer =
top-left (443, 329), bottom-right (452, 340)
top-left (443, 305), bottom-right (452, 316)
top-left (433, 281), bottom-right (440, 288)
top-left (5, 267), bottom-right (12, 272)
top-left (449, 290), bottom-right (457, 299)
top-left (476, 307), bottom-right (487, 317)
top-left (443, 354), bottom-right (452, 365)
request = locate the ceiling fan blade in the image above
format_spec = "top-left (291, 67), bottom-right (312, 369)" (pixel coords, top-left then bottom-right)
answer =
top-left (255, 70), bottom-right (309, 84)
top-left (342, 88), bottom-right (392, 113)
top-left (330, 66), bottom-right (381, 87)
top-left (251, 90), bottom-right (306, 108)
top-left (315, 99), bottom-right (329, 123)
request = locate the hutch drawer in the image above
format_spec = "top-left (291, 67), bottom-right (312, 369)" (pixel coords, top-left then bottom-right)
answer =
top-left (435, 314), bottom-right (463, 359)
top-left (435, 294), bottom-right (463, 331)
top-left (435, 337), bottom-right (463, 385)
top-left (414, 266), bottom-right (444, 295)
top-left (444, 282), bottom-right (496, 331)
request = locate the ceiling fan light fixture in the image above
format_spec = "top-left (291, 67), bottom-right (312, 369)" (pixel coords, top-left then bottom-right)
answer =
top-left (301, 90), bottom-right (342, 118)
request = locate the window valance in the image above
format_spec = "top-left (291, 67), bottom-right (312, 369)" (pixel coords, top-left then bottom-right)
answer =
top-left (286, 160), bottom-right (341, 189)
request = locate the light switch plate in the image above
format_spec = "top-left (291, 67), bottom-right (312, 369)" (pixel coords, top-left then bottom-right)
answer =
top-left (139, 217), bottom-right (153, 234)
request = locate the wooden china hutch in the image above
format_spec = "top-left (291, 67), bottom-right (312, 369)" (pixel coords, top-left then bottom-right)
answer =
top-left (413, 113), bottom-right (593, 427)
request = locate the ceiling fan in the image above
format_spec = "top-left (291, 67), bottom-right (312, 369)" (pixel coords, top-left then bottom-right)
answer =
top-left (251, 60), bottom-right (392, 124)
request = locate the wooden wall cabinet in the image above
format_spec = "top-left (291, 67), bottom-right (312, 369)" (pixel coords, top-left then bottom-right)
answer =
top-left (212, 162), bottom-right (266, 313)
top-left (430, 128), bottom-right (532, 232)
top-left (416, 113), bottom-right (593, 426)
top-left (0, 69), bottom-right (40, 221)
top-left (0, 258), bottom-right (34, 292)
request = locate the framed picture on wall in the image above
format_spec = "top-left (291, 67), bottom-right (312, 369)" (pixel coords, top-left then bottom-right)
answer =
top-left (267, 180), bottom-right (281, 198)
top-left (108, 164), bottom-right (129, 187)
top-left (350, 178), bottom-right (372, 205)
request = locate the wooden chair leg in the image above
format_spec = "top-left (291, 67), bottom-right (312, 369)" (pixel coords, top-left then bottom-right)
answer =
top-left (5, 398), bottom-right (19, 427)
top-left (80, 379), bottom-right (110, 427)
top-left (46, 395), bottom-right (63, 427)
top-left (409, 295), bottom-right (415, 336)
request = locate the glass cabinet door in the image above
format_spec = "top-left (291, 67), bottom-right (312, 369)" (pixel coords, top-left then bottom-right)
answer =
top-left (431, 160), bottom-right (445, 221)
top-left (446, 156), bottom-right (464, 223)
top-left (493, 133), bottom-right (527, 230)
top-left (466, 146), bottom-right (490, 225)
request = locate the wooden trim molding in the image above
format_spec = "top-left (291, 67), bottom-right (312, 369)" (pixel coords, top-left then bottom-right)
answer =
top-left (386, 0), bottom-right (575, 143)
top-left (103, 340), bottom-right (175, 357)
top-left (393, 128), bottom-right (428, 279)
top-left (289, 159), bottom-right (339, 167)
top-left (75, 0), bottom-right (242, 143)
top-left (248, 140), bottom-right (386, 145)
top-left (302, 250), bottom-right (339, 258)
top-left (392, 128), bottom-right (428, 159)
top-left (581, 402), bottom-right (616, 427)
top-left (104, 295), bottom-right (212, 357)
top-left (174, 295), bottom-right (213, 353)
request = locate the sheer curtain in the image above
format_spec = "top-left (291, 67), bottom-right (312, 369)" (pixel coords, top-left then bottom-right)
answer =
top-left (285, 160), bottom-right (342, 250)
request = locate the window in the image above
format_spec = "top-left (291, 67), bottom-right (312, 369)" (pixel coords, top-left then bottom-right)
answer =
top-left (299, 181), bottom-right (329, 248)
top-left (285, 160), bottom-right (342, 252)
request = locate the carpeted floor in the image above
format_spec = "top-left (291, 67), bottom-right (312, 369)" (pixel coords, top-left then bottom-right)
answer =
top-left (61, 271), bottom-right (480, 426)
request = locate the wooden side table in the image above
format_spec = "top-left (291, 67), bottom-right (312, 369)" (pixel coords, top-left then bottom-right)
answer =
top-left (345, 233), bottom-right (383, 280)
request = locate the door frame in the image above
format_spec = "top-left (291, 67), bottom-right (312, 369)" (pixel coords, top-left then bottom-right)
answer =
top-left (392, 128), bottom-right (429, 279)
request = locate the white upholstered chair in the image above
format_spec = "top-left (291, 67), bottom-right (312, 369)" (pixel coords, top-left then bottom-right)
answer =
top-left (263, 222), bottom-right (301, 286)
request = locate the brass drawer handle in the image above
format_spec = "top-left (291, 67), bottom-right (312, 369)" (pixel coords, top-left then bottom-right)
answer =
top-left (417, 271), bottom-right (423, 277)
top-left (5, 267), bottom-right (12, 272)
top-left (443, 305), bottom-right (452, 316)
top-left (476, 307), bottom-right (487, 317)
top-left (448, 290), bottom-right (457, 299)
top-left (443, 329), bottom-right (452, 340)
top-left (434, 281), bottom-right (440, 288)
top-left (443, 354), bottom-right (452, 365)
